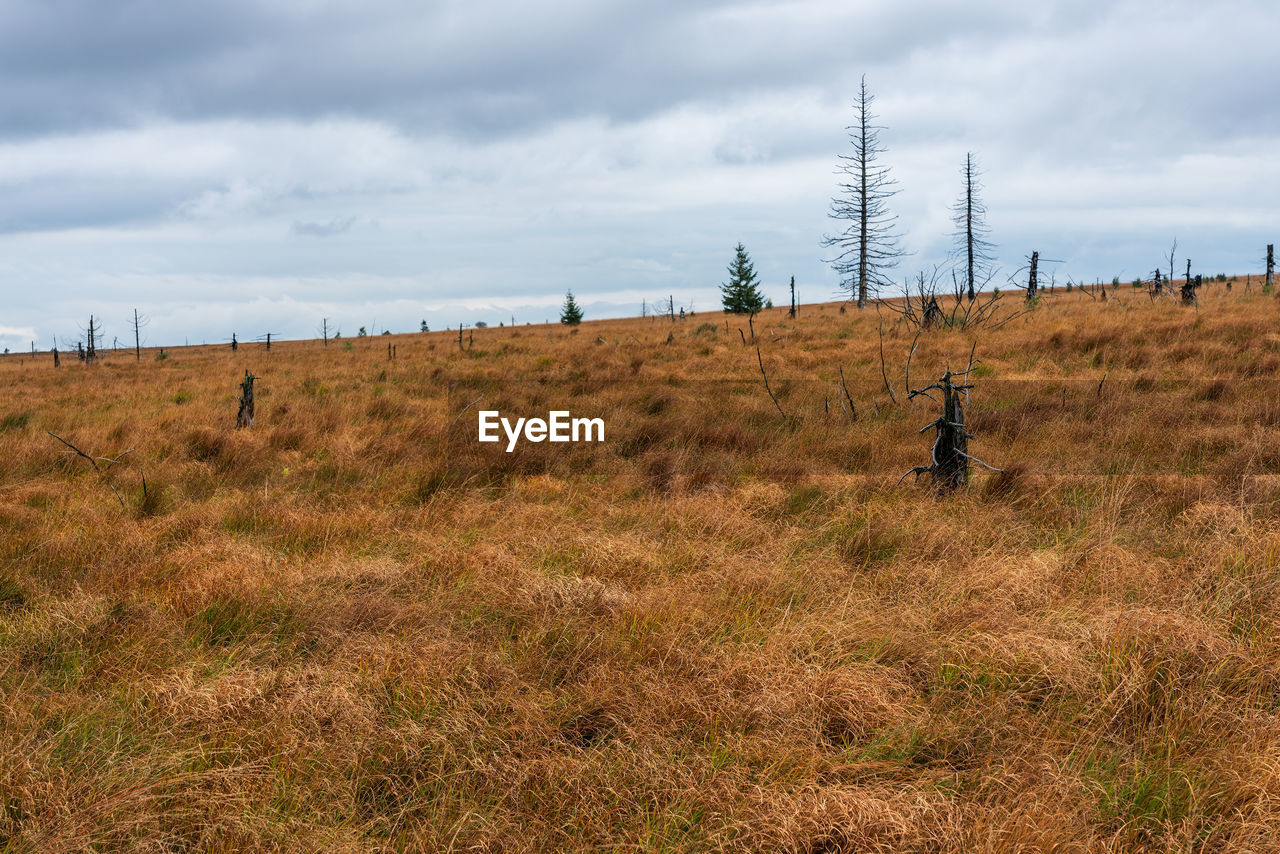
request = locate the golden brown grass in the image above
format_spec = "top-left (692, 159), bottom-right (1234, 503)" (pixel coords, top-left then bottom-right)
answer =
top-left (3, 280), bottom-right (1280, 851)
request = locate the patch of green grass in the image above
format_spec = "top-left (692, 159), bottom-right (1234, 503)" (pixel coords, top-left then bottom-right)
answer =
top-left (0, 576), bottom-right (27, 610)
top-left (0, 411), bottom-right (31, 432)
top-left (1079, 748), bottom-right (1210, 845)
top-left (784, 484), bottom-right (825, 517)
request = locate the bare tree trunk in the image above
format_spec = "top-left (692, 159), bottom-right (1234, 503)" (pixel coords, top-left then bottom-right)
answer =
top-left (858, 109), bottom-right (869, 310)
top-left (133, 309), bottom-right (142, 360)
top-left (86, 316), bottom-right (97, 364)
top-left (236, 370), bottom-right (257, 428)
top-left (965, 156), bottom-right (975, 301)
top-left (788, 275), bottom-right (796, 318)
top-left (1026, 250), bottom-right (1038, 300)
top-left (1182, 260), bottom-right (1197, 305)
top-left (1267, 244), bottom-right (1275, 293)
top-left (935, 372), bottom-right (968, 489)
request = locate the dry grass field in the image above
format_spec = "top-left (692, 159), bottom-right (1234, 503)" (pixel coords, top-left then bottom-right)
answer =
top-left (5, 281), bottom-right (1280, 851)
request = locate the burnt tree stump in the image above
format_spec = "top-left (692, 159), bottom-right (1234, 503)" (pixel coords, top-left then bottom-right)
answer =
top-left (901, 366), bottom-right (1000, 492)
top-left (236, 370), bottom-right (257, 429)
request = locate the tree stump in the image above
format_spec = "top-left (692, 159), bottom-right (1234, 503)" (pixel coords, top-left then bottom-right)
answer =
top-left (236, 370), bottom-right (257, 428)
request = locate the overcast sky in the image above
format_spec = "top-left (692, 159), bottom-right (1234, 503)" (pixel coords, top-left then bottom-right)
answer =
top-left (1, 0), bottom-right (1276, 350)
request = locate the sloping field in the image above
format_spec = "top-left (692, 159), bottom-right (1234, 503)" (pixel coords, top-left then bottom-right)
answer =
top-left (4, 283), bottom-right (1280, 851)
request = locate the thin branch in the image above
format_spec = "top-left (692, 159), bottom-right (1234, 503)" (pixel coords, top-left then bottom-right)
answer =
top-left (97, 449), bottom-right (135, 468)
top-left (896, 465), bottom-right (931, 486)
top-left (904, 328), bottom-right (922, 404)
top-left (448, 395), bottom-right (485, 432)
top-left (47, 431), bottom-right (100, 470)
top-left (756, 346), bottom-right (787, 420)
top-left (878, 323), bottom-right (898, 405)
top-left (839, 366), bottom-right (857, 423)
top-left (956, 450), bottom-right (1004, 473)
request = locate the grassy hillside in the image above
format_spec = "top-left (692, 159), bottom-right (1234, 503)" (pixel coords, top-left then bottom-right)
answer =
top-left (3, 281), bottom-right (1280, 851)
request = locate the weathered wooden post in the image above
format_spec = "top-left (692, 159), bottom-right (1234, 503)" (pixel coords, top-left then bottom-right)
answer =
top-left (1026, 251), bottom-right (1038, 300)
top-left (236, 370), bottom-right (257, 428)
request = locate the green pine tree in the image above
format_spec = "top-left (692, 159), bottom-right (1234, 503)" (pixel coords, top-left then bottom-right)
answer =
top-left (560, 290), bottom-right (584, 325)
top-left (721, 243), bottom-right (765, 314)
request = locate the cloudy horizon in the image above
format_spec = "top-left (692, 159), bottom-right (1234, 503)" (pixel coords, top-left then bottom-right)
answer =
top-left (1, 0), bottom-right (1276, 351)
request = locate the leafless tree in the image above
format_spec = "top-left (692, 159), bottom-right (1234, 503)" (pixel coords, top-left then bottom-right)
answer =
top-left (951, 153), bottom-right (996, 301)
top-left (880, 265), bottom-right (1028, 332)
top-left (131, 309), bottom-right (148, 361)
top-left (821, 75), bottom-right (904, 309)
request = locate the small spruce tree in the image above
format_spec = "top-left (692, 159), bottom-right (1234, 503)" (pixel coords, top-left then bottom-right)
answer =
top-left (560, 290), bottom-right (584, 325)
top-left (721, 242), bottom-right (765, 314)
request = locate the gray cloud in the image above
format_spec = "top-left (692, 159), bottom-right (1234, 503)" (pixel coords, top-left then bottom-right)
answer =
top-left (292, 216), bottom-right (357, 237)
top-left (0, 0), bottom-right (1276, 350)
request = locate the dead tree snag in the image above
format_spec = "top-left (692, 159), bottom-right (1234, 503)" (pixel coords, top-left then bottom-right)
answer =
top-left (899, 360), bottom-right (1001, 492)
top-left (236, 370), bottom-right (257, 428)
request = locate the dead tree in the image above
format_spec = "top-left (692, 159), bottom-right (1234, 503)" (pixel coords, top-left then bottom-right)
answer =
top-left (86, 316), bottom-right (97, 363)
top-left (319, 318), bottom-right (330, 346)
top-left (131, 309), bottom-right (147, 361)
top-left (1182, 260), bottom-right (1197, 305)
top-left (236, 370), bottom-right (257, 428)
top-left (788, 275), bottom-right (797, 319)
top-left (1166, 238), bottom-right (1178, 292)
top-left (952, 153), bottom-right (995, 301)
top-left (52, 344), bottom-right (60, 368)
top-left (922, 295), bottom-right (943, 329)
top-left (1026, 250), bottom-right (1039, 300)
top-left (882, 266), bottom-right (1027, 332)
top-left (821, 75), bottom-right (904, 309)
top-left (1267, 244), bottom-right (1275, 293)
top-left (231, 333), bottom-right (238, 351)
top-left (899, 360), bottom-right (1001, 492)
